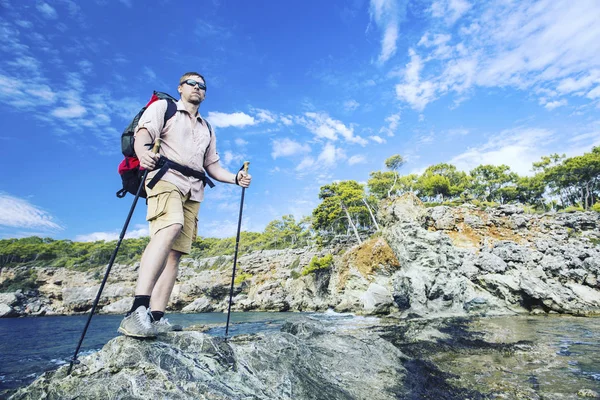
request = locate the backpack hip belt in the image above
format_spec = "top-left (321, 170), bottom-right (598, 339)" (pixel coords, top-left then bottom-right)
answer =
top-left (147, 155), bottom-right (215, 191)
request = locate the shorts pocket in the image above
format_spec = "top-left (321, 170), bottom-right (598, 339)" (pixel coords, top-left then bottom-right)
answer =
top-left (146, 191), bottom-right (173, 222)
top-left (193, 216), bottom-right (198, 240)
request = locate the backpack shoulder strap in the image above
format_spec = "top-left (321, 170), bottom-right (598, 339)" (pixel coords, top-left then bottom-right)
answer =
top-left (205, 120), bottom-right (213, 137)
top-left (164, 99), bottom-right (177, 125)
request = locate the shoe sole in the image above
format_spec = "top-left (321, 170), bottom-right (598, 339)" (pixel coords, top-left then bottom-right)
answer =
top-left (118, 326), bottom-right (157, 338)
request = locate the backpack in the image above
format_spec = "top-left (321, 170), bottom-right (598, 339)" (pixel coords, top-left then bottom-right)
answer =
top-left (116, 91), bottom-right (215, 199)
top-left (116, 91), bottom-right (177, 199)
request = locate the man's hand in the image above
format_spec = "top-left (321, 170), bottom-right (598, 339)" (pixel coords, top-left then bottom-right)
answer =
top-left (139, 150), bottom-right (160, 170)
top-left (236, 171), bottom-right (252, 188)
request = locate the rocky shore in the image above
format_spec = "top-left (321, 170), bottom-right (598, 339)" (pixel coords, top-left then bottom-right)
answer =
top-left (2, 196), bottom-right (599, 319)
top-left (5, 196), bottom-right (600, 399)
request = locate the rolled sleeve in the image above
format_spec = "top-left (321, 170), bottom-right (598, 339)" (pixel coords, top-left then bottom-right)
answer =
top-left (203, 126), bottom-right (220, 168)
top-left (134, 99), bottom-right (168, 142)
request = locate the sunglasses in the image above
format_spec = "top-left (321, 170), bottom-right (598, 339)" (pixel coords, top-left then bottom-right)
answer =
top-left (181, 79), bottom-right (206, 91)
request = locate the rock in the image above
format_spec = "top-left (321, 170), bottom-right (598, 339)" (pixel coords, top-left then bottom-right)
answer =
top-left (464, 213), bottom-right (483, 228)
top-left (361, 282), bottom-right (394, 314)
top-left (12, 319), bottom-right (407, 400)
top-left (0, 303), bottom-right (15, 318)
top-left (182, 296), bottom-right (214, 313)
top-left (491, 242), bottom-right (528, 264)
top-left (429, 206), bottom-right (456, 230)
top-left (495, 204), bottom-right (524, 216)
top-left (474, 252), bottom-right (508, 273)
top-left (102, 298), bottom-right (133, 314)
top-left (0, 292), bottom-right (18, 305)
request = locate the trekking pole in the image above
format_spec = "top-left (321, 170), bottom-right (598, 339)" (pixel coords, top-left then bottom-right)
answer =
top-left (67, 140), bottom-right (161, 375)
top-left (225, 161), bottom-right (250, 338)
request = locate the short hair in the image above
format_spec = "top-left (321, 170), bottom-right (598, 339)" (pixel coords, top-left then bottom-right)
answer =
top-left (179, 72), bottom-right (205, 85)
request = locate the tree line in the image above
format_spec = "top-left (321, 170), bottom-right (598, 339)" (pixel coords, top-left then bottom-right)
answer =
top-left (1, 146), bottom-right (598, 270)
top-left (312, 146), bottom-right (600, 242)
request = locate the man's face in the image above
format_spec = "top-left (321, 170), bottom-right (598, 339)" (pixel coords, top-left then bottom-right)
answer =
top-left (178, 75), bottom-right (206, 105)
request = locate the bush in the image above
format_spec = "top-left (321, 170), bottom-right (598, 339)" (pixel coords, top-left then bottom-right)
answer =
top-left (234, 272), bottom-right (252, 285)
top-left (302, 254), bottom-right (333, 276)
top-left (592, 202), bottom-right (600, 212)
top-left (563, 205), bottom-right (584, 213)
top-left (0, 269), bottom-right (39, 292)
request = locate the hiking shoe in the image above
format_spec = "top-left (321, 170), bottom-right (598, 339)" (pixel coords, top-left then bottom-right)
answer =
top-left (152, 318), bottom-right (183, 334)
top-left (118, 306), bottom-right (157, 338)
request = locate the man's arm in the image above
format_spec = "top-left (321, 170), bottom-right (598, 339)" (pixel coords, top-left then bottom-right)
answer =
top-left (205, 161), bottom-right (251, 188)
top-left (135, 128), bottom-right (160, 170)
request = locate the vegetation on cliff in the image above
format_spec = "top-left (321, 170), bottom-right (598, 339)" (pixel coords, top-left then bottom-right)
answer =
top-left (1, 146), bottom-right (598, 283)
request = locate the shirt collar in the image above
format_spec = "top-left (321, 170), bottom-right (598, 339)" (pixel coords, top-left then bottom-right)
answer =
top-left (176, 99), bottom-right (203, 122)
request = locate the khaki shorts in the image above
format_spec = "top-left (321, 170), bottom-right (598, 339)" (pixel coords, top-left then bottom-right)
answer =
top-left (145, 180), bottom-right (200, 254)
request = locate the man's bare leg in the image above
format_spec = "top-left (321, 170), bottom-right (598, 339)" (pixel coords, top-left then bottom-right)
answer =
top-left (149, 249), bottom-right (182, 312)
top-left (135, 224), bottom-right (182, 296)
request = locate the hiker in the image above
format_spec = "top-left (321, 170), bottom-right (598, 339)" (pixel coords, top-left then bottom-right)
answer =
top-left (118, 72), bottom-right (252, 338)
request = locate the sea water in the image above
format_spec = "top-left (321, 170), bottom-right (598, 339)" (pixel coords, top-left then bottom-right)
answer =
top-left (0, 312), bottom-right (306, 394)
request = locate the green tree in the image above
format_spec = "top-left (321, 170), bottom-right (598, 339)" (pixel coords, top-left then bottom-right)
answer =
top-left (312, 181), bottom-right (371, 243)
top-left (384, 154), bottom-right (405, 197)
top-left (469, 164), bottom-right (518, 203)
top-left (418, 163), bottom-right (469, 201)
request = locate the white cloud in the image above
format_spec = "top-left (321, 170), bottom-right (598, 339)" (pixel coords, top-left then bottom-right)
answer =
top-left (317, 143), bottom-right (346, 167)
top-left (302, 112), bottom-right (368, 145)
top-left (206, 218), bottom-right (252, 238)
top-left (344, 99), bottom-right (360, 111)
top-left (52, 104), bottom-right (87, 118)
top-left (254, 109), bottom-right (276, 123)
top-left (348, 155), bottom-right (367, 165)
top-left (430, 0), bottom-right (471, 24)
top-left (75, 225), bottom-right (149, 242)
top-left (369, 135), bottom-right (386, 144)
top-left (222, 151), bottom-right (245, 168)
top-left (449, 128), bottom-right (554, 176)
top-left (369, 0), bottom-right (404, 64)
top-left (296, 156), bottom-right (316, 171)
top-left (395, 49), bottom-right (437, 111)
top-left (394, 0), bottom-right (600, 111)
top-left (37, 2), bottom-right (58, 19)
top-left (143, 67), bottom-right (157, 80)
top-left (587, 86), bottom-right (600, 99)
top-left (235, 138), bottom-right (248, 146)
top-left (207, 112), bottom-right (256, 128)
top-left (271, 138), bottom-right (311, 159)
top-left (556, 71), bottom-right (600, 94)
top-left (0, 194), bottom-right (62, 231)
top-left (544, 99), bottom-right (567, 110)
top-left (280, 116), bottom-right (293, 126)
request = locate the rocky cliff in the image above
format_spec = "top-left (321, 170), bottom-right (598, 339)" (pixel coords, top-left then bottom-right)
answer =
top-left (1, 195), bottom-right (599, 318)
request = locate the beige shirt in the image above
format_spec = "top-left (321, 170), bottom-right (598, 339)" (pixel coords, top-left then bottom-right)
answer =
top-left (135, 99), bottom-right (219, 202)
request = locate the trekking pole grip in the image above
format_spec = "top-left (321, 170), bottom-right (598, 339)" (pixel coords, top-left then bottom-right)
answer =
top-left (152, 138), bottom-right (161, 154)
top-left (243, 161), bottom-right (249, 174)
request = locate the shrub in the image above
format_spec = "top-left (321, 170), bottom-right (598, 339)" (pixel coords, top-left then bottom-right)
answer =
top-left (234, 272), bottom-right (252, 285)
top-left (302, 254), bottom-right (333, 276)
top-left (592, 202), bottom-right (600, 212)
top-left (289, 257), bottom-right (300, 270)
top-left (0, 269), bottom-right (39, 292)
top-left (563, 205), bottom-right (584, 213)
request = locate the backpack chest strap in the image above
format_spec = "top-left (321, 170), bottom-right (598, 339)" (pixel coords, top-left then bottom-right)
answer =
top-left (147, 156), bottom-right (215, 191)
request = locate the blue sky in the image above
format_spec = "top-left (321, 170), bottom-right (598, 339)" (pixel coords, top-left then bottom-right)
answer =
top-left (0, 0), bottom-right (599, 241)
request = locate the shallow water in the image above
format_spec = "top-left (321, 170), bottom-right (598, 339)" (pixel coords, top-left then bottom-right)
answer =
top-left (0, 311), bottom-right (306, 393)
top-left (1, 313), bottom-right (599, 399)
top-left (430, 315), bottom-right (600, 399)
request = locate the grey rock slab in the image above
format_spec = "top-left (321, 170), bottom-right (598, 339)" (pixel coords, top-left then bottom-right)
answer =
top-left (12, 319), bottom-right (406, 400)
